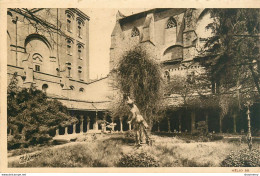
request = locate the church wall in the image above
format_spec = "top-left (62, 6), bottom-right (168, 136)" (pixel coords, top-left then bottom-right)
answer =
top-left (110, 8), bottom-right (208, 80)
top-left (7, 8), bottom-right (93, 111)
top-left (7, 8), bottom-right (90, 83)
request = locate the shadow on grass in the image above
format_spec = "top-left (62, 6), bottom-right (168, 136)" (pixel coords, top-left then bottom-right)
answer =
top-left (9, 139), bottom-right (124, 167)
top-left (103, 135), bottom-right (136, 145)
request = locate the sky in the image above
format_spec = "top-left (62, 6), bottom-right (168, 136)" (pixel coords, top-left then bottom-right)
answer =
top-left (81, 9), bottom-right (148, 80)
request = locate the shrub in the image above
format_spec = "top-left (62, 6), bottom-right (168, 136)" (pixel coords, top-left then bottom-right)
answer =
top-left (125, 130), bottom-right (135, 138)
top-left (123, 130), bottom-right (136, 143)
top-left (221, 148), bottom-right (260, 167)
top-left (117, 152), bottom-right (160, 167)
top-left (7, 74), bottom-right (78, 149)
top-left (210, 134), bottom-right (224, 141)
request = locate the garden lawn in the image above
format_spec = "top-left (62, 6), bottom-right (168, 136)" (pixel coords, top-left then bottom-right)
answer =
top-left (8, 134), bottom-right (260, 167)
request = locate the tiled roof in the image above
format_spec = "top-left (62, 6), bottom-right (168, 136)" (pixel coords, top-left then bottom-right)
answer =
top-left (59, 99), bottom-right (111, 111)
top-left (48, 77), bottom-right (113, 111)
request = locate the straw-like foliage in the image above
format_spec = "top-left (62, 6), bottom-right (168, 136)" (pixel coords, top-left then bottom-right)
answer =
top-left (112, 46), bottom-right (164, 126)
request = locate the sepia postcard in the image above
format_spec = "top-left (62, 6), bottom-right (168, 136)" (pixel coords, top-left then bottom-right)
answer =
top-left (0, 0), bottom-right (260, 174)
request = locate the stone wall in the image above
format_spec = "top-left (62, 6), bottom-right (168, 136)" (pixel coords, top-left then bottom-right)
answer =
top-left (109, 8), bottom-right (211, 79)
top-left (7, 8), bottom-right (90, 82)
top-left (7, 8), bottom-right (96, 111)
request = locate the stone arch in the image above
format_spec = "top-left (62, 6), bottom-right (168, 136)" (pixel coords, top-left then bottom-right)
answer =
top-left (162, 45), bottom-right (183, 63)
top-left (42, 84), bottom-right (49, 93)
top-left (32, 53), bottom-right (43, 62)
top-left (24, 34), bottom-right (53, 74)
top-left (66, 37), bottom-right (74, 44)
top-left (76, 17), bottom-right (85, 26)
top-left (77, 42), bottom-right (84, 48)
top-left (65, 9), bottom-right (75, 19)
top-left (25, 34), bottom-right (53, 52)
top-left (7, 11), bottom-right (12, 17)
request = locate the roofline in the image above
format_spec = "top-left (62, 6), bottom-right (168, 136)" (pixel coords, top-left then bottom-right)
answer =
top-left (88, 76), bottom-right (108, 85)
top-left (119, 8), bottom-right (182, 24)
top-left (68, 108), bottom-right (109, 111)
top-left (70, 8), bottom-right (90, 21)
top-left (29, 8), bottom-right (44, 13)
top-left (119, 8), bottom-right (156, 24)
top-left (48, 96), bottom-right (111, 104)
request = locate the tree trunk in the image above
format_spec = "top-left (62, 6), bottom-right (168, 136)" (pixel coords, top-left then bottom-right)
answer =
top-left (167, 117), bottom-right (171, 133)
top-left (233, 112), bottom-right (237, 133)
top-left (205, 111), bottom-right (209, 133)
top-left (247, 106), bottom-right (253, 151)
top-left (120, 117), bottom-right (123, 132)
top-left (249, 65), bottom-right (260, 95)
top-left (157, 121), bottom-right (160, 132)
top-left (178, 113), bottom-right (182, 133)
top-left (191, 111), bottom-right (196, 133)
top-left (219, 116), bottom-right (222, 133)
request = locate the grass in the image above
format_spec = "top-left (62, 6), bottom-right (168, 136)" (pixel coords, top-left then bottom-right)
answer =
top-left (9, 137), bottom-right (124, 167)
top-left (8, 143), bottom-right (53, 157)
top-left (149, 136), bottom-right (239, 166)
top-left (8, 134), bottom-right (260, 167)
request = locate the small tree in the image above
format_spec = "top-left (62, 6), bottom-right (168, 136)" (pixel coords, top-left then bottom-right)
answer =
top-left (202, 9), bottom-right (259, 97)
top-left (7, 73), bottom-right (78, 149)
top-left (202, 8), bottom-right (259, 148)
top-left (112, 46), bottom-right (164, 128)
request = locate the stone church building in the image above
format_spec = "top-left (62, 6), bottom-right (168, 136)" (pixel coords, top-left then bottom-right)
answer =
top-left (7, 8), bottom-right (112, 135)
top-left (109, 8), bottom-right (259, 134)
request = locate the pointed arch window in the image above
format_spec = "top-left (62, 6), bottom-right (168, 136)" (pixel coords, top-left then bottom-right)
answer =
top-left (164, 17), bottom-right (177, 44)
top-left (131, 27), bottom-right (140, 37)
top-left (166, 17), bottom-right (177, 29)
